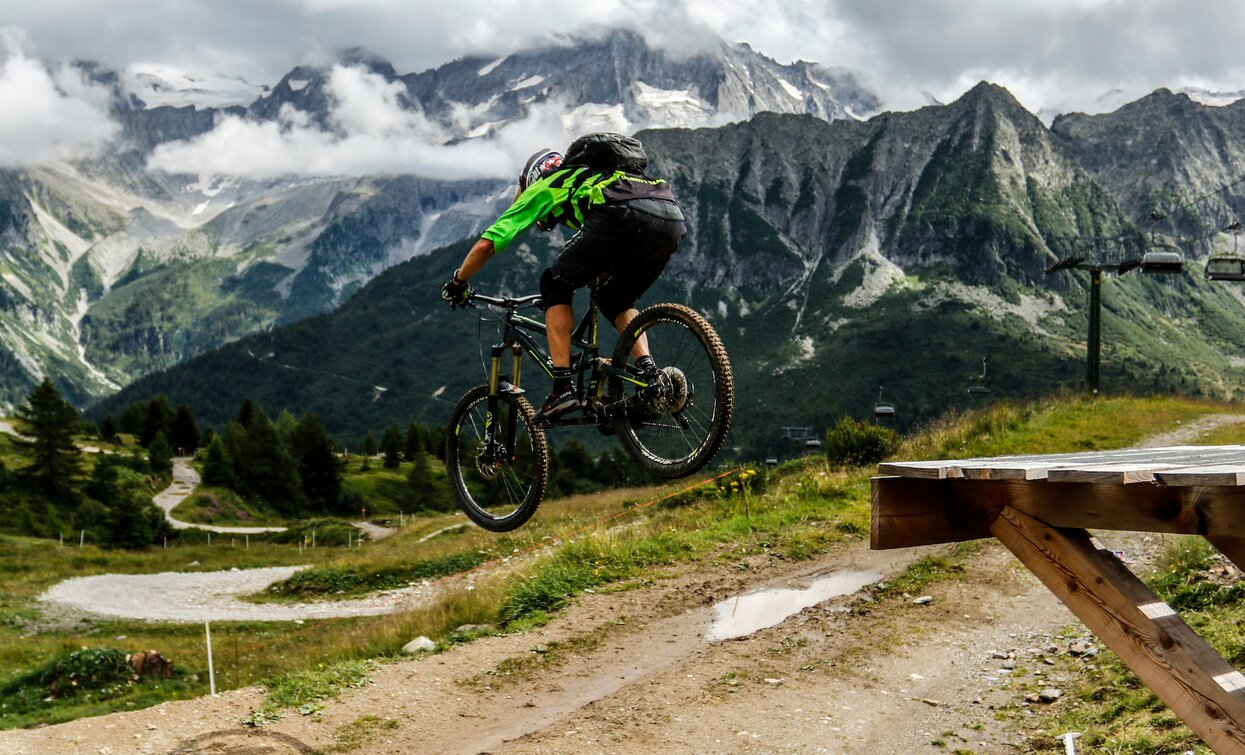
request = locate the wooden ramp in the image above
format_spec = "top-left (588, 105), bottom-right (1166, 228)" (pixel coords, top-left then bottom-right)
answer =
top-left (872, 446), bottom-right (1245, 752)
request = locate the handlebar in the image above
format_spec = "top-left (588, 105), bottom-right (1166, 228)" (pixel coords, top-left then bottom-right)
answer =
top-left (469, 292), bottom-right (543, 310)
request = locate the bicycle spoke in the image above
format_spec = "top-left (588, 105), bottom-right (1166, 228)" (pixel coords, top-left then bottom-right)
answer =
top-left (449, 389), bottom-right (548, 529)
top-left (609, 304), bottom-right (732, 478)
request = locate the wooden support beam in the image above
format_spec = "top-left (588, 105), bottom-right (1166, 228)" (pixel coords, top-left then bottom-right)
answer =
top-left (872, 476), bottom-right (1245, 550)
top-left (871, 476), bottom-right (1001, 549)
top-left (1207, 536), bottom-right (1245, 574)
top-left (989, 507), bottom-right (1245, 752)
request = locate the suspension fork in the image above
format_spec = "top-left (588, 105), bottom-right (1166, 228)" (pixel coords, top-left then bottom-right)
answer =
top-left (486, 342), bottom-right (525, 457)
top-left (486, 345), bottom-right (503, 450)
top-left (506, 344), bottom-right (521, 459)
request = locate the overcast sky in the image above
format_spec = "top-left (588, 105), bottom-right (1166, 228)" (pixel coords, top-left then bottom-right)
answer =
top-left (8, 0), bottom-right (1244, 112)
top-left (3, 0), bottom-right (1244, 172)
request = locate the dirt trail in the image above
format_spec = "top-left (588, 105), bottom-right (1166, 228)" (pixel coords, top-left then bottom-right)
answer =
top-left (157, 459), bottom-right (288, 535)
top-left (2, 420), bottom-right (1225, 753)
top-left (1133, 412), bottom-right (1245, 447)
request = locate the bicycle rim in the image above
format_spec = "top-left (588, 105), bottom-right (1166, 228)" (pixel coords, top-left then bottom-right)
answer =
top-left (611, 304), bottom-right (733, 478)
top-left (447, 386), bottom-right (548, 531)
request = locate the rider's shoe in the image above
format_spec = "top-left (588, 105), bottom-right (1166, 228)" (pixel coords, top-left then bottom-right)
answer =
top-left (536, 385), bottom-right (580, 422)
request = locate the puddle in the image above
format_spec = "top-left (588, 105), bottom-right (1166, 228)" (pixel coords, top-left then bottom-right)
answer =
top-left (706, 570), bottom-right (882, 641)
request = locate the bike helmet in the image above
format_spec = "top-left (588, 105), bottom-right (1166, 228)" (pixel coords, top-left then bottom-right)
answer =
top-left (520, 148), bottom-right (564, 191)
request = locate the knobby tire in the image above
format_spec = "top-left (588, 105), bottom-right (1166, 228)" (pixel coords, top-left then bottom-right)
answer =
top-left (446, 385), bottom-right (549, 531)
top-left (609, 303), bottom-right (733, 478)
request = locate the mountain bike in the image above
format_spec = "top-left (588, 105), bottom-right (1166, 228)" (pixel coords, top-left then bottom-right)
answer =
top-left (445, 284), bottom-right (733, 531)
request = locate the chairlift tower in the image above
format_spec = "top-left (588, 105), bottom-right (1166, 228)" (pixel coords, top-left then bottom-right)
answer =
top-left (1045, 222), bottom-right (1185, 394)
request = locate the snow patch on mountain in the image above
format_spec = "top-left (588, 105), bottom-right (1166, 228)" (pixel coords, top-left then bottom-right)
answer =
top-left (511, 75), bottom-right (545, 91)
top-left (477, 57), bottom-right (507, 77)
top-left (777, 78), bottom-right (804, 101)
top-left (632, 82), bottom-right (714, 128)
top-left (124, 65), bottom-right (268, 109)
top-left (562, 103), bottom-right (630, 134)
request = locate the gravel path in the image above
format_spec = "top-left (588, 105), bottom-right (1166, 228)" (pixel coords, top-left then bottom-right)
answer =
top-left (39, 566), bottom-right (449, 623)
top-left (1134, 413), bottom-right (1245, 447)
top-left (157, 459), bottom-right (287, 534)
top-left (353, 520), bottom-right (398, 540)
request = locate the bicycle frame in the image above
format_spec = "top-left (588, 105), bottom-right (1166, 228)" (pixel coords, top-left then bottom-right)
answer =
top-left (483, 288), bottom-right (649, 447)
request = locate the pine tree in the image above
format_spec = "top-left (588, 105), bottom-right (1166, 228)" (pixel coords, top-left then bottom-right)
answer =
top-left (232, 406), bottom-right (302, 512)
top-left (293, 413), bottom-right (342, 511)
top-left (169, 405), bottom-right (199, 456)
top-left (106, 485), bottom-right (166, 549)
top-left (236, 398), bottom-right (255, 428)
top-left (407, 451), bottom-right (433, 507)
top-left (148, 432), bottom-right (173, 476)
top-left (14, 378), bottom-right (81, 500)
top-left (140, 395), bottom-right (175, 448)
top-left (275, 410), bottom-right (298, 450)
top-left (404, 422), bottom-right (425, 462)
top-left (380, 424), bottom-right (402, 469)
top-left (359, 431), bottom-right (377, 471)
top-left (119, 402), bottom-right (146, 436)
top-left (405, 431), bottom-right (450, 515)
top-left (201, 436), bottom-right (237, 488)
top-left (99, 415), bottom-right (118, 443)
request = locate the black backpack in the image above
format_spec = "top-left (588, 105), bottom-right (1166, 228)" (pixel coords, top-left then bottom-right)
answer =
top-left (563, 133), bottom-right (648, 174)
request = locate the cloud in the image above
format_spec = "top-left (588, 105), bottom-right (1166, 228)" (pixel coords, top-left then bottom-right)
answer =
top-left (0, 30), bottom-right (118, 167)
top-left (8, 1), bottom-right (1245, 118)
top-left (146, 64), bottom-right (574, 180)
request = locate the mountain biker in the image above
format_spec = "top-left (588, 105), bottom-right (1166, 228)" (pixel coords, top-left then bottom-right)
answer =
top-left (441, 133), bottom-right (686, 421)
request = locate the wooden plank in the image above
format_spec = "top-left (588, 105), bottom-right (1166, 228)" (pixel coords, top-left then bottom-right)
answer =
top-left (1157, 466), bottom-right (1245, 487)
top-left (875, 461), bottom-right (955, 479)
top-left (956, 461), bottom-right (1057, 481)
top-left (872, 477), bottom-right (1245, 549)
top-left (1046, 462), bottom-right (1184, 485)
top-left (880, 446), bottom-right (1245, 482)
top-left (990, 507), bottom-right (1245, 751)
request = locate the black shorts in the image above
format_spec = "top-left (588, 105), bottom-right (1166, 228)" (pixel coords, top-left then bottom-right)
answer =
top-left (543, 202), bottom-right (686, 321)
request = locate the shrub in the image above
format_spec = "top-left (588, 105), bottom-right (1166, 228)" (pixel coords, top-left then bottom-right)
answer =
top-left (824, 416), bottom-right (900, 468)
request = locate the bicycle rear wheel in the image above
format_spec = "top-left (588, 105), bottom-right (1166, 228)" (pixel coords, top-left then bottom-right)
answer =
top-left (608, 303), bottom-right (733, 478)
top-left (446, 385), bottom-right (549, 531)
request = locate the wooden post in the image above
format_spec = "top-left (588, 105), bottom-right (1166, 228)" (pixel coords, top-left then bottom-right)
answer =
top-left (990, 506), bottom-right (1245, 751)
top-left (205, 621), bottom-right (216, 696)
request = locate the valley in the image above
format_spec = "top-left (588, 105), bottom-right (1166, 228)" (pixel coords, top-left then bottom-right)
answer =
top-left (0, 396), bottom-right (1240, 752)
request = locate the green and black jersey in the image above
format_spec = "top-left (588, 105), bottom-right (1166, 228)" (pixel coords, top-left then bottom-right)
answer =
top-left (482, 167), bottom-right (680, 252)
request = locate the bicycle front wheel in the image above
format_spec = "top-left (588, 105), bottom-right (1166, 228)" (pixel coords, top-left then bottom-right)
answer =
top-left (609, 303), bottom-right (733, 478)
top-left (445, 385), bottom-right (549, 531)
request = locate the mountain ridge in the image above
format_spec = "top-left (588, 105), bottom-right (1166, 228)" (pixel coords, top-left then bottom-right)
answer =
top-left (94, 83), bottom-right (1245, 451)
top-left (0, 30), bottom-right (881, 410)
